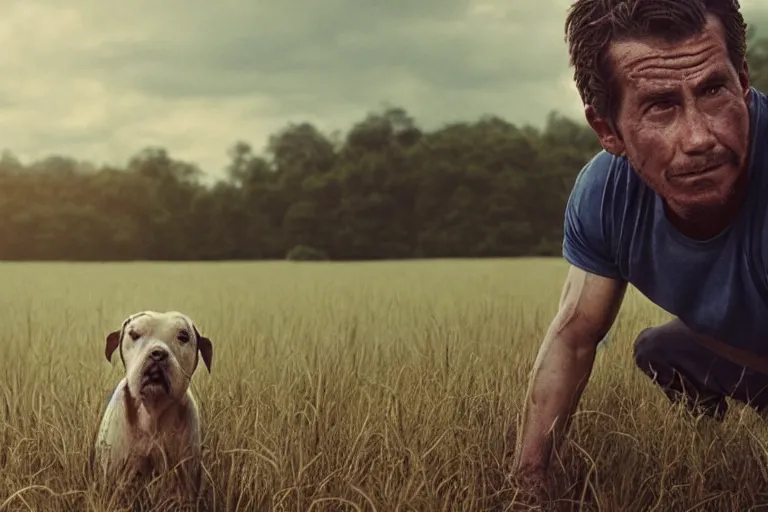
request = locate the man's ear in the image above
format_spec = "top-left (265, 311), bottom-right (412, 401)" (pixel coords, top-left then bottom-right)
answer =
top-left (105, 330), bottom-right (121, 362)
top-left (585, 104), bottom-right (626, 156)
top-left (193, 326), bottom-right (213, 373)
top-left (739, 59), bottom-right (751, 98)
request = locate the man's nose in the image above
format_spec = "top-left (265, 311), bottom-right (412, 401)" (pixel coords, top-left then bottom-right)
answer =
top-left (681, 107), bottom-right (717, 155)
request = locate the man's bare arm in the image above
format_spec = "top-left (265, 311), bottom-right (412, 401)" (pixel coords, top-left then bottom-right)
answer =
top-left (511, 265), bottom-right (627, 479)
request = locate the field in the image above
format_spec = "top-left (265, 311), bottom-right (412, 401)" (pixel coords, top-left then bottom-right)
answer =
top-left (1, 258), bottom-right (768, 511)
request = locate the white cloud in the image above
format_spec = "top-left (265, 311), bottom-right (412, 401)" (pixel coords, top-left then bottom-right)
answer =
top-left (0, 0), bottom-right (765, 180)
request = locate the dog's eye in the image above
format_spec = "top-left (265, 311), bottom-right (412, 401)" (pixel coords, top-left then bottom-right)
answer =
top-left (128, 330), bottom-right (140, 341)
top-left (178, 330), bottom-right (190, 343)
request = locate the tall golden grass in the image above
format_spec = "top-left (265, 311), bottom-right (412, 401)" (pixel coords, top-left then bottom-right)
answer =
top-left (1, 259), bottom-right (767, 511)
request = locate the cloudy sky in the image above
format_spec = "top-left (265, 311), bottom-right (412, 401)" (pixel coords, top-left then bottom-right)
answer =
top-left (3, 0), bottom-right (768, 181)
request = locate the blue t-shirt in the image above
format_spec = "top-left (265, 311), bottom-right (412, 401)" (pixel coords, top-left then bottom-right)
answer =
top-left (562, 86), bottom-right (768, 353)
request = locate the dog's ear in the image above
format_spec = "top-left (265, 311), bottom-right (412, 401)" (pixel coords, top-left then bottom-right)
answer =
top-left (105, 330), bottom-right (121, 362)
top-left (193, 326), bottom-right (213, 373)
top-left (105, 315), bottom-right (133, 363)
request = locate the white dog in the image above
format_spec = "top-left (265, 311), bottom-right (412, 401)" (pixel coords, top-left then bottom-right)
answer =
top-left (92, 310), bottom-right (213, 501)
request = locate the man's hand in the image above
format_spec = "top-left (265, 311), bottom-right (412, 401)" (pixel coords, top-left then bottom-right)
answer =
top-left (510, 265), bottom-right (626, 490)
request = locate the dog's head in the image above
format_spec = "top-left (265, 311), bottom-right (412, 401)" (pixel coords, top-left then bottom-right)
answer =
top-left (104, 311), bottom-right (213, 406)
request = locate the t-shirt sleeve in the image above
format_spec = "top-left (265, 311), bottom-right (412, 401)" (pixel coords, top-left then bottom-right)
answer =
top-left (562, 153), bottom-right (623, 280)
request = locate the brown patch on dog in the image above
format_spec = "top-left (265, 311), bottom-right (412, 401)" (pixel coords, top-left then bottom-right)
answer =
top-left (192, 326), bottom-right (213, 373)
top-left (105, 330), bottom-right (120, 362)
top-left (122, 384), bottom-right (139, 429)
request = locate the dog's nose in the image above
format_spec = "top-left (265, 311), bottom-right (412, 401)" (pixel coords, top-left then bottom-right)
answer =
top-left (150, 349), bottom-right (168, 361)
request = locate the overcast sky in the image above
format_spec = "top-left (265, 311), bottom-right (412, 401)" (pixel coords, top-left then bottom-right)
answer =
top-left (3, 0), bottom-right (768, 180)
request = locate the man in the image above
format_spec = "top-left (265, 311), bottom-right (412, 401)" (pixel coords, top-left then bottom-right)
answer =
top-left (511, 0), bottom-right (768, 502)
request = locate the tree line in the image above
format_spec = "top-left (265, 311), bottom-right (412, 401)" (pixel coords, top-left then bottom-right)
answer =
top-left (3, 36), bottom-right (768, 261)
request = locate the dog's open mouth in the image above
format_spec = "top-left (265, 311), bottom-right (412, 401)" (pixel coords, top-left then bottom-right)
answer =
top-left (141, 365), bottom-right (170, 394)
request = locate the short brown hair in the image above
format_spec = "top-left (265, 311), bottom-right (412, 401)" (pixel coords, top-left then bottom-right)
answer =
top-left (565, 0), bottom-right (747, 123)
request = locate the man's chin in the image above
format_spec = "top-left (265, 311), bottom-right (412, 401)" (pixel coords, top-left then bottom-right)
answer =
top-left (666, 180), bottom-right (737, 213)
top-left (681, 193), bottom-right (728, 210)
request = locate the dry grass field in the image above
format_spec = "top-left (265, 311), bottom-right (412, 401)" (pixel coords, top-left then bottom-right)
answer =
top-left (1, 258), bottom-right (768, 511)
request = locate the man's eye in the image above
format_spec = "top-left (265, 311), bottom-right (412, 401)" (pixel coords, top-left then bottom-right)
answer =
top-left (705, 84), bottom-right (724, 96)
top-left (648, 101), bottom-right (673, 113)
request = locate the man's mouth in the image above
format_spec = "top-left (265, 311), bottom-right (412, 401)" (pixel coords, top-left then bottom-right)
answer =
top-left (671, 162), bottom-right (725, 180)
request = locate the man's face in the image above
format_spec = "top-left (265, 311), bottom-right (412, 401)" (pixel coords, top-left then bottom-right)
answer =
top-left (587, 14), bottom-right (751, 218)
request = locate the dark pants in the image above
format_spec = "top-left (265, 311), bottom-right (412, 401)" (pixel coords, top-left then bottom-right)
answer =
top-left (634, 318), bottom-right (768, 420)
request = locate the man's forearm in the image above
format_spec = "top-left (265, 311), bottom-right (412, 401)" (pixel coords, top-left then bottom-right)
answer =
top-left (513, 331), bottom-right (598, 473)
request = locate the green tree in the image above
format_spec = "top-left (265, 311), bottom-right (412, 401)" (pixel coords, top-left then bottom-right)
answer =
top-left (2, 33), bottom-right (768, 261)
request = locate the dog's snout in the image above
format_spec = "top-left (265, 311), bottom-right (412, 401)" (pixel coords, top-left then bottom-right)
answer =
top-left (150, 348), bottom-right (168, 361)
